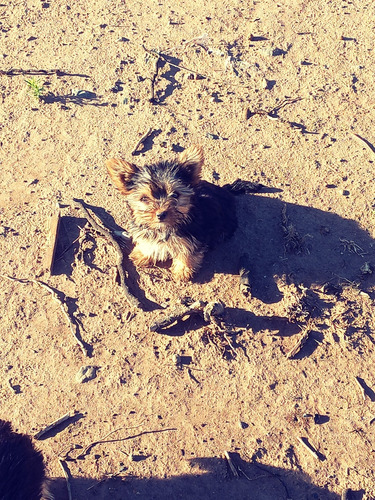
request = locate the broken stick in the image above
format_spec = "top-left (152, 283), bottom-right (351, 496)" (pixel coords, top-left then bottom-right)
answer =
top-left (354, 377), bottom-right (366, 402)
top-left (150, 300), bottom-right (206, 332)
top-left (224, 451), bottom-right (239, 478)
top-left (132, 127), bottom-right (153, 155)
top-left (286, 325), bottom-right (312, 359)
top-left (297, 436), bottom-right (320, 460)
top-left (59, 459), bottom-right (73, 500)
top-left (73, 199), bottom-right (141, 309)
top-left (35, 411), bottom-right (75, 439)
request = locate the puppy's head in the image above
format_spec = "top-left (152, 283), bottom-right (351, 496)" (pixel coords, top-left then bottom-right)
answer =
top-left (106, 146), bottom-right (204, 228)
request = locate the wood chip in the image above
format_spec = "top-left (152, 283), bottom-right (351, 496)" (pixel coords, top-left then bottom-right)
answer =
top-left (224, 451), bottom-right (239, 477)
top-left (297, 436), bottom-right (320, 460)
top-left (35, 411), bottom-right (75, 439)
top-left (59, 458), bottom-right (73, 500)
top-left (44, 207), bottom-right (61, 274)
top-left (150, 300), bottom-right (206, 332)
top-left (286, 326), bottom-right (311, 359)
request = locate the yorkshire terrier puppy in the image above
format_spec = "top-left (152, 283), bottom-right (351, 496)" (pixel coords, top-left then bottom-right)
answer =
top-left (0, 420), bottom-right (53, 500)
top-left (106, 146), bottom-right (259, 281)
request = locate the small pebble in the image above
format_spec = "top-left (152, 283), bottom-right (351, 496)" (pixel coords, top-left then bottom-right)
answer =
top-left (203, 301), bottom-right (225, 322)
top-left (73, 90), bottom-right (96, 99)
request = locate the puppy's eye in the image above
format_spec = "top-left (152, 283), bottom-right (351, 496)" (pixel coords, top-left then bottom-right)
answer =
top-left (140, 196), bottom-right (149, 203)
top-left (171, 192), bottom-right (180, 199)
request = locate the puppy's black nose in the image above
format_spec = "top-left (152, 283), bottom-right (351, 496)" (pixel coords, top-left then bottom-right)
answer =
top-left (157, 211), bottom-right (168, 221)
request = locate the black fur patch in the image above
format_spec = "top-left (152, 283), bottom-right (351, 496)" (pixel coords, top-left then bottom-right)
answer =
top-left (178, 181), bottom-right (238, 249)
top-left (0, 420), bottom-right (47, 500)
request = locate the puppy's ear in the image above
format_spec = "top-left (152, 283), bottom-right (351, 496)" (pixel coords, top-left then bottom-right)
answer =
top-left (106, 158), bottom-right (138, 195)
top-left (178, 145), bottom-right (204, 184)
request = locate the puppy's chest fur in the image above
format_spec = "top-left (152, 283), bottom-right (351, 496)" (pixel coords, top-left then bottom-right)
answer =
top-left (130, 225), bottom-right (199, 262)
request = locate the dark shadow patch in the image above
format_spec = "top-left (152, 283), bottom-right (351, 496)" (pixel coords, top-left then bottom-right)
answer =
top-left (291, 329), bottom-right (324, 360)
top-left (265, 79), bottom-right (276, 90)
top-left (197, 193), bottom-right (375, 305)
top-left (42, 91), bottom-right (108, 107)
top-left (153, 55), bottom-right (183, 104)
top-left (314, 414), bottom-right (330, 425)
top-left (132, 129), bottom-right (162, 156)
top-left (47, 455), bottom-right (342, 500)
top-left (53, 216), bottom-right (87, 276)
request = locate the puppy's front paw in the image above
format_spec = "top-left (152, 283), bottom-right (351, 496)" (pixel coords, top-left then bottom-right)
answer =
top-left (171, 259), bottom-right (194, 281)
top-left (130, 248), bottom-right (154, 267)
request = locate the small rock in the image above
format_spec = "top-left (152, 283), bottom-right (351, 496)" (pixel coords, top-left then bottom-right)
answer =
top-left (75, 366), bottom-right (97, 383)
top-left (239, 421), bottom-right (249, 429)
top-left (342, 189), bottom-right (350, 196)
top-left (272, 47), bottom-right (286, 56)
top-left (73, 90), bottom-right (96, 99)
top-left (203, 301), bottom-right (225, 322)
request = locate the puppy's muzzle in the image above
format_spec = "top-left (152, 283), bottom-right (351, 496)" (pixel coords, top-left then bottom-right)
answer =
top-left (157, 210), bottom-right (168, 221)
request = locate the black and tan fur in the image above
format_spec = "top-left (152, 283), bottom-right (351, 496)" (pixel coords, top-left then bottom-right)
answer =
top-left (106, 146), bottom-right (244, 281)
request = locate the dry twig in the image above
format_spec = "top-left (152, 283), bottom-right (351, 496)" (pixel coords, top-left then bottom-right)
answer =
top-left (77, 427), bottom-right (176, 459)
top-left (286, 324), bottom-right (312, 359)
top-left (150, 300), bottom-right (206, 332)
top-left (132, 127), bottom-right (153, 155)
top-left (59, 459), bottom-right (73, 500)
top-left (351, 132), bottom-right (375, 155)
top-left (297, 437), bottom-right (321, 460)
top-left (224, 451), bottom-right (239, 478)
top-left (142, 45), bottom-right (207, 80)
top-left (73, 199), bottom-right (141, 309)
top-left (35, 411), bottom-right (75, 439)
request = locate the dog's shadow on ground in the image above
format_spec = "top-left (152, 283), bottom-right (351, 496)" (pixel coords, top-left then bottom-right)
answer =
top-left (198, 193), bottom-right (375, 303)
top-left (56, 194), bottom-right (374, 311)
top-left (48, 454), bottom-right (363, 500)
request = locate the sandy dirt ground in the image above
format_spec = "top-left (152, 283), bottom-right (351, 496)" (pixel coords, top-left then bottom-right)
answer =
top-left (1, 0), bottom-right (375, 499)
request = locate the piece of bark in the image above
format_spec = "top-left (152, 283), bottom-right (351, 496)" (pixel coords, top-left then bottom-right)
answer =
top-left (44, 208), bottom-right (61, 274)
